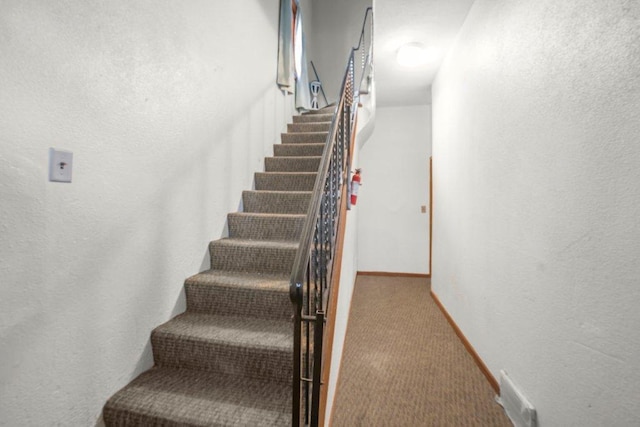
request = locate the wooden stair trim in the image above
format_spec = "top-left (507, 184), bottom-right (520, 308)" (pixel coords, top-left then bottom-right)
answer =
top-left (430, 290), bottom-right (499, 393)
top-left (358, 271), bottom-right (430, 278)
top-left (318, 114), bottom-right (359, 426)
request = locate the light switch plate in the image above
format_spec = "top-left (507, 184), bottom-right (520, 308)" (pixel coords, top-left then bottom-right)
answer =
top-left (49, 148), bottom-right (73, 183)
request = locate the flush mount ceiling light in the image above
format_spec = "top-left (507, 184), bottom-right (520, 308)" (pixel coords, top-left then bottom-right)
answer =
top-left (396, 43), bottom-right (434, 67)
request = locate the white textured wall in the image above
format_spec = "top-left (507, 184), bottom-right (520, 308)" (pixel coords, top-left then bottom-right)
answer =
top-left (324, 145), bottom-right (360, 426)
top-left (357, 105), bottom-right (431, 274)
top-left (0, 1), bottom-right (294, 425)
top-left (432, 0), bottom-right (640, 425)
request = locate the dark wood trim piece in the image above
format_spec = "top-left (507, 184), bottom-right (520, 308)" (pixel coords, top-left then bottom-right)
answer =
top-left (327, 270), bottom-right (357, 427)
top-left (358, 271), bottom-right (430, 278)
top-left (319, 114), bottom-right (359, 426)
top-left (430, 290), bottom-right (499, 393)
top-left (429, 156), bottom-right (433, 276)
top-left (319, 180), bottom-right (348, 426)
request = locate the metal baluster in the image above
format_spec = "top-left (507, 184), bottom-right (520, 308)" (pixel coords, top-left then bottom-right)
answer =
top-left (291, 282), bottom-right (301, 427)
top-left (310, 310), bottom-right (324, 427)
top-left (290, 9), bottom-right (373, 426)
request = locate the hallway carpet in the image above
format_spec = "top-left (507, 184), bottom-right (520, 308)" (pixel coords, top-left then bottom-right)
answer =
top-left (331, 276), bottom-right (511, 427)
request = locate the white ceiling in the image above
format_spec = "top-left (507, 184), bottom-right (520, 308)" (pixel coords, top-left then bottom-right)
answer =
top-left (374, 0), bottom-right (476, 106)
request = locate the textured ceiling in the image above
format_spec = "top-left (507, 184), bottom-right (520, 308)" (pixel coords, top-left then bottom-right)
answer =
top-left (375, 0), bottom-right (476, 106)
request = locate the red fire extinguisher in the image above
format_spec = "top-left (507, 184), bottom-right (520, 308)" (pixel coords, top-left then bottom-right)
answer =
top-left (350, 169), bottom-right (362, 206)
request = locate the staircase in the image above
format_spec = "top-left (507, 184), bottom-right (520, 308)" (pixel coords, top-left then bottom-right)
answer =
top-left (103, 107), bottom-right (334, 426)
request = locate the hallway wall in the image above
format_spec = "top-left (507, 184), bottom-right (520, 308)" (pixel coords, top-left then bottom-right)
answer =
top-left (324, 148), bottom-right (360, 426)
top-left (357, 104), bottom-right (431, 274)
top-left (0, 1), bottom-right (295, 425)
top-left (309, 0), bottom-right (372, 104)
top-left (431, 0), bottom-right (640, 425)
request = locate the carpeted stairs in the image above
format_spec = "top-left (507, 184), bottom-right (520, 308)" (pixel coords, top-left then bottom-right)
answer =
top-left (103, 107), bottom-right (334, 426)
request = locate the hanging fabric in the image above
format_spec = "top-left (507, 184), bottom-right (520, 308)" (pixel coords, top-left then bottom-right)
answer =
top-left (277, 0), bottom-right (312, 110)
top-left (293, 1), bottom-right (312, 111)
top-left (277, 0), bottom-right (294, 93)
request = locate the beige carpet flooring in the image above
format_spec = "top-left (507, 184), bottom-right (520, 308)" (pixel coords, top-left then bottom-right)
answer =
top-left (331, 276), bottom-right (511, 427)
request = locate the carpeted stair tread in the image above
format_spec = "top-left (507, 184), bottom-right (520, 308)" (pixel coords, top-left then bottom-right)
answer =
top-left (255, 172), bottom-right (317, 191)
top-left (242, 190), bottom-right (311, 214)
top-left (274, 143), bottom-right (326, 157)
top-left (209, 238), bottom-right (298, 275)
top-left (152, 312), bottom-right (292, 381)
top-left (265, 156), bottom-right (321, 172)
top-left (103, 367), bottom-right (291, 427)
top-left (287, 122), bottom-right (332, 133)
top-left (186, 269), bottom-right (288, 290)
top-left (228, 212), bottom-right (305, 241)
top-left (281, 132), bottom-right (328, 144)
top-left (152, 312), bottom-right (291, 354)
top-left (185, 269), bottom-right (290, 320)
top-left (292, 113), bottom-right (334, 123)
top-left (210, 238), bottom-right (298, 252)
top-left (304, 105), bottom-right (335, 114)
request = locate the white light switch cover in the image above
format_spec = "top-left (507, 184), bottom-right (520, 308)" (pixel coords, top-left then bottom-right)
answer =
top-left (49, 148), bottom-right (73, 183)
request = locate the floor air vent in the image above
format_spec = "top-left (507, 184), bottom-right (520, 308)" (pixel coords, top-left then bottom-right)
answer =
top-left (496, 370), bottom-right (537, 427)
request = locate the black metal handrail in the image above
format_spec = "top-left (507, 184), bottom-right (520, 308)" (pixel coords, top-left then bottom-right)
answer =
top-left (289, 7), bottom-right (373, 427)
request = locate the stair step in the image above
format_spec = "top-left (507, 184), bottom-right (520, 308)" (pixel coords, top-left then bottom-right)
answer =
top-left (292, 113), bottom-right (333, 123)
top-left (281, 132), bottom-right (328, 144)
top-left (287, 122), bottom-right (332, 133)
top-left (242, 190), bottom-right (311, 214)
top-left (151, 313), bottom-right (292, 382)
top-left (210, 238), bottom-right (298, 275)
top-left (228, 212), bottom-right (305, 241)
top-left (274, 143), bottom-right (326, 157)
top-left (185, 270), bottom-right (290, 320)
top-left (255, 172), bottom-right (317, 191)
top-left (304, 105), bottom-right (335, 114)
top-left (103, 367), bottom-right (291, 426)
top-left (265, 156), bottom-right (321, 172)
